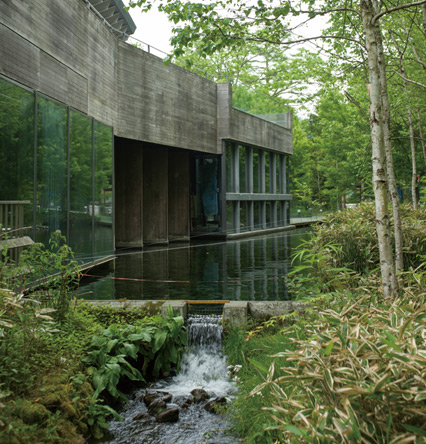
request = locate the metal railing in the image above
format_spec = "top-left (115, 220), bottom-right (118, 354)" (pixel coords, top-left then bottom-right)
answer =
top-left (0, 201), bottom-right (30, 237)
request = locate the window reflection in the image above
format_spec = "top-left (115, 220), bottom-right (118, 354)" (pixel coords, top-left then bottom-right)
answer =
top-left (0, 78), bottom-right (34, 229)
top-left (69, 110), bottom-right (93, 258)
top-left (94, 120), bottom-right (113, 256)
top-left (0, 76), bottom-right (114, 263)
top-left (36, 97), bottom-right (67, 245)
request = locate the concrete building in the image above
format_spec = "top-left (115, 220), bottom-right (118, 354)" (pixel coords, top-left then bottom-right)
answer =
top-left (0, 0), bottom-right (292, 262)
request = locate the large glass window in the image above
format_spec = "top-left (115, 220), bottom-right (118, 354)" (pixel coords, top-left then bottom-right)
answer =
top-left (0, 78), bottom-right (34, 229)
top-left (69, 110), bottom-right (93, 258)
top-left (36, 96), bottom-right (67, 245)
top-left (0, 76), bottom-right (114, 262)
top-left (94, 120), bottom-right (113, 256)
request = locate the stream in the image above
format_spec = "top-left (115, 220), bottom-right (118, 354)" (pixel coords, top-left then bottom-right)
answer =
top-left (102, 315), bottom-right (239, 443)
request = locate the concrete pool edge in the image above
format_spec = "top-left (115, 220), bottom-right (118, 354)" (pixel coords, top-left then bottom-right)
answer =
top-left (76, 299), bottom-right (306, 327)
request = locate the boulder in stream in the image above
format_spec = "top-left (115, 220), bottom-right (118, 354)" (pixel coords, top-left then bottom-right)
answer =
top-left (132, 412), bottom-right (151, 422)
top-left (148, 398), bottom-right (167, 416)
top-left (191, 388), bottom-right (210, 403)
top-left (204, 397), bottom-right (227, 414)
top-left (143, 392), bottom-right (160, 406)
top-left (156, 407), bottom-right (179, 423)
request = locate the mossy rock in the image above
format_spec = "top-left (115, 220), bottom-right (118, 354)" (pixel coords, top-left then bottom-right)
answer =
top-left (57, 421), bottom-right (85, 444)
top-left (39, 391), bottom-right (62, 410)
top-left (14, 400), bottom-right (50, 425)
top-left (60, 400), bottom-right (78, 420)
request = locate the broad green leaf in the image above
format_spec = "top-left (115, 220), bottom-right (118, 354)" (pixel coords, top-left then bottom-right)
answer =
top-left (153, 330), bottom-right (168, 353)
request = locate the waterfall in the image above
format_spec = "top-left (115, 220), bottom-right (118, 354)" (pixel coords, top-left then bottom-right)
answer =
top-left (105, 315), bottom-right (238, 444)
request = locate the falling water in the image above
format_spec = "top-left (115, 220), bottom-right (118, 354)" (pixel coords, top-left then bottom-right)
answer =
top-left (104, 315), bottom-right (239, 444)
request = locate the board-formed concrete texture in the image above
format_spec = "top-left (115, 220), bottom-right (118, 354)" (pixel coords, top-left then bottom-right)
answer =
top-left (0, 0), bottom-right (292, 156)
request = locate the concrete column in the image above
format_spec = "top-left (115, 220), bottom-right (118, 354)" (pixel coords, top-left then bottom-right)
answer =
top-left (280, 155), bottom-right (287, 194)
top-left (270, 152), bottom-right (277, 194)
top-left (168, 150), bottom-right (190, 241)
top-left (246, 147), bottom-right (253, 193)
top-left (114, 137), bottom-right (143, 249)
top-left (143, 144), bottom-right (168, 244)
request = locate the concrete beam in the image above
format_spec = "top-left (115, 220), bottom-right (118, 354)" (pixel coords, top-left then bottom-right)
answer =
top-left (226, 193), bottom-right (292, 201)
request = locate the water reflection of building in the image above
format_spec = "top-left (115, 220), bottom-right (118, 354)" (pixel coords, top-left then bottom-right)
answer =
top-left (79, 232), bottom-right (292, 301)
top-left (0, 0), bottom-right (292, 264)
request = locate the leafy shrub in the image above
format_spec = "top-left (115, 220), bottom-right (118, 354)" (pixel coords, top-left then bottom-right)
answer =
top-left (83, 306), bottom-right (187, 402)
top-left (307, 203), bottom-right (426, 275)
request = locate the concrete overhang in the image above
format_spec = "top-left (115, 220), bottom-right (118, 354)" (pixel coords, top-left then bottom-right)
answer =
top-left (88, 0), bottom-right (136, 38)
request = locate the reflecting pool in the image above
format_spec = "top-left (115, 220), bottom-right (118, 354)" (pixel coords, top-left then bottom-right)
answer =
top-left (77, 228), bottom-right (311, 301)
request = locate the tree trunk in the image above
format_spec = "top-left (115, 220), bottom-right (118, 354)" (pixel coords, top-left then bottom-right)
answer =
top-left (380, 31), bottom-right (403, 274)
top-left (417, 109), bottom-right (426, 166)
top-left (392, 31), bottom-right (418, 210)
top-left (422, 3), bottom-right (426, 39)
top-left (407, 104), bottom-right (418, 209)
top-left (361, 0), bottom-right (397, 298)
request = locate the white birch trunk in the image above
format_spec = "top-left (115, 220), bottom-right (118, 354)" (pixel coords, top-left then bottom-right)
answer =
top-left (361, 0), bottom-right (397, 298)
top-left (380, 32), bottom-right (403, 274)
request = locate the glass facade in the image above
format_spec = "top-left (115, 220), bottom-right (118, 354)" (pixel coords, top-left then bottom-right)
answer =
top-left (224, 141), bottom-right (290, 234)
top-left (0, 76), bottom-right (113, 262)
top-left (0, 77), bottom-right (34, 227)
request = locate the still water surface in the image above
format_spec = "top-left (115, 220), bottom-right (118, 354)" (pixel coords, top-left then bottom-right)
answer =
top-left (77, 228), bottom-right (310, 301)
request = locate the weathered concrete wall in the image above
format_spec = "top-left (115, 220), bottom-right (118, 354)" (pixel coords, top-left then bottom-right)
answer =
top-left (0, 0), bottom-right (291, 156)
top-left (115, 43), bottom-right (218, 153)
top-left (217, 84), bottom-right (293, 155)
top-left (0, 0), bottom-right (218, 153)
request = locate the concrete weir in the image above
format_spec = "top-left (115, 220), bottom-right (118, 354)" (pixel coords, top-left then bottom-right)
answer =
top-left (82, 300), bottom-right (306, 327)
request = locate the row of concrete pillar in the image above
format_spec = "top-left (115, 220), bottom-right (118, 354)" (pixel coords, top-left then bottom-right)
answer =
top-left (226, 143), bottom-right (290, 234)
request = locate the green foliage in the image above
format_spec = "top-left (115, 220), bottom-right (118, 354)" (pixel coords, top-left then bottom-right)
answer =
top-left (0, 235), bottom-right (188, 442)
top-left (304, 203), bottom-right (426, 279)
top-left (77, 302), bottom-right (161, 328)
top-left (83, 306), bottom-right (187, 402)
